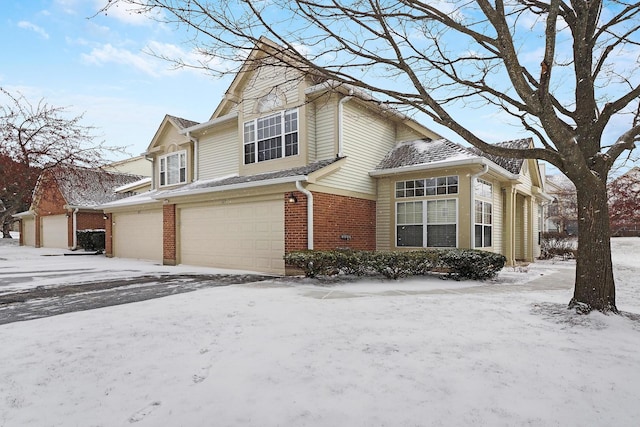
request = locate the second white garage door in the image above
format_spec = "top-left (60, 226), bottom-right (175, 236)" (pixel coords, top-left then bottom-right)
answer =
top-left (41, 215), bottom-right (68, 249)
top-left (112, 210), bottom-right (163, 261)
top-left (179, 199), bottom-right (284, 274)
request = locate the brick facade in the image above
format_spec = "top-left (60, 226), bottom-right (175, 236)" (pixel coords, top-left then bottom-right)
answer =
top-left (163, 203), bottom-right (177, 265)
top-left (285, 191), bottom-right (376, 253)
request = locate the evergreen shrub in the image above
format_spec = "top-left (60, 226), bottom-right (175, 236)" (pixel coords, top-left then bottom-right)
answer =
top-left (284, 249), bottom-right (506, 280)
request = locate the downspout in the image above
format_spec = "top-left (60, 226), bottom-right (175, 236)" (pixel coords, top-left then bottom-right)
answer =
top-left (470, 163), bottom-right (490, 249)
top-left (187, 131), bottom-right (199, 181)
top-left (295, 181), bottom-right (314, 250)
top-left (71, 208), bottom-right (79, 250)
top-left (337, 90), bottom-right (354, 157)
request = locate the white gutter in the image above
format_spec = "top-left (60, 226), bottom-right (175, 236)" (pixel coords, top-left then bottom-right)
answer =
top-left (179, 112), bottom-right (238, 135)
top-left (470, 164), bottom-right (490, 250)
top-left (337, 90), bottom-right (354, 157)
top-left (187, 131), bottom-right (199, 181)
top-left (71, 208), bottom-right (79, 250)
top-left (296, 181), bottom-right (314, 250)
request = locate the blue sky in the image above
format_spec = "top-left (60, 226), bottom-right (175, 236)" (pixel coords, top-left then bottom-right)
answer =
top-left (1, 0), bottom-right (233, 161)
top-left (1, 1), bottom-right (636, 175)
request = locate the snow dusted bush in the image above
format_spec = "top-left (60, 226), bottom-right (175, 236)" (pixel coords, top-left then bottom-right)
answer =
top-left (76, 229), bottom-right (105, 252)
top-left (539, 232), bottom-right (577, 260)
top-left (285, 249), bottom-right (505, 280)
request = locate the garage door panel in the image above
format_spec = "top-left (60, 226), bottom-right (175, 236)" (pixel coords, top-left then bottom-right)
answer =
top-left (113, 210), bottom-right (162, 261)
top-left (179, 200), bottom-right (284, 273)
top-left (42, 215), bottom-right (68, 249)
top-left (23, 218), bottom-right (36, 247)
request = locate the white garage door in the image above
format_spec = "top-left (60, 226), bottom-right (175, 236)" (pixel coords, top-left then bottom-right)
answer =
top-left (179, 199), bottom-right (284, 274)
top-left (41, 215), bottom-right (68, 249)
top-left (112, 210), bottom-right (163, 261)
top-left (22, 218), bottom-right (36, 247)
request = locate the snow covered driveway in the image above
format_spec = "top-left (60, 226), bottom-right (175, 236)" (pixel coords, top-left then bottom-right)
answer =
top-left (1, 238), bottom-right (639, 426)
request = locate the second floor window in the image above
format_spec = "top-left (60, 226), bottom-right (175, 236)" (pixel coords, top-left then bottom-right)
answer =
top-left (159, 151), bottom-right (186, 187)
top-left (244, 109), bottom-right (298, 164)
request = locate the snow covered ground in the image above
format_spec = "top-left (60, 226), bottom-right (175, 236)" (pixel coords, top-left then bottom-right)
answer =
top-left (0, 237), bottom-right (639, 426)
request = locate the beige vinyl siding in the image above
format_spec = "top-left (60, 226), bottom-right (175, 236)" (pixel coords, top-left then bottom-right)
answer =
top-left (306, 101), bottom-right (317, 161)
top-left (198, 121), bottom-right (239, 180)
top-left (241, 62), bottom-right (300, 118)
top-left (376, 178), bottom-right (392, 251)
top-left (320, 101), bottom-right (396, 195)
top-left (396, 126), bottom-right (428, 143)
top-left (313, 99), bottom-right (336, 161)
top-left (533, 201), bottom-right (541, 258)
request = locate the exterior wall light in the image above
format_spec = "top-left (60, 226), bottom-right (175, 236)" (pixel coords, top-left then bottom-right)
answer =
top-left (288, 193), bottom-right (298, 204)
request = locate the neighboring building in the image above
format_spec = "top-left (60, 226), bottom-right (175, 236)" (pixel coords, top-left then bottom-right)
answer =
top-left (608, 166), bottom-right (640, 236)
top-left (101, 37), bottom-right (550, 274)
top-left (103, 155), bottom-right (152, 178)
top-left (544, 173), bottom-right (578, 235)
top-left (15, 167), bottom-right (143, 249)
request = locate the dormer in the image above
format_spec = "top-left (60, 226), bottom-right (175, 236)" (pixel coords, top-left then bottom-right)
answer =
top-left (143, 115), bottom-right (199, 190)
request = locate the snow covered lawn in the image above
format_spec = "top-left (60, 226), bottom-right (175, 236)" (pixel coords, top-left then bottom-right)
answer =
top-left (1, 238), bottom-right (639, 426)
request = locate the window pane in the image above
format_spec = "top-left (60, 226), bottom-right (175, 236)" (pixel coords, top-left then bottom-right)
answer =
top-left (484, 225), bottom-right (492, 247)
top-left (475, 224), bottom-right (483, 247)
top-left (285, 132), bottom-right (298, 156)
top-left (426, 224), bottom-right (456, 247)
top-left (397, 225), bottom-right (423, 247)
top-left (244, 142), bottom-right (255, 164)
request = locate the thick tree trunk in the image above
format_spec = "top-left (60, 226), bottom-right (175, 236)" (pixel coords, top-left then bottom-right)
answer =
top-left (570, 180), bottom-right (617, 313)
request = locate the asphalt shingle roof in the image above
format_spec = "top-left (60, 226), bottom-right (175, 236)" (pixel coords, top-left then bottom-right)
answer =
top-left (51, 168), bottom-right (145, 207)
top-left (160, 158), bottom-right (342, 196)
top-left (376, 138), bottom-right (531, 175)
top-left (167, 115), bottom-right (199, 130)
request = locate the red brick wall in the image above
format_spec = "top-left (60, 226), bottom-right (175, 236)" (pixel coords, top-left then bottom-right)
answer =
top-left (163, 204), bottom-right (176, 265)
top-left (77, 212), bottom-right (106, 230)
top-left (285, 191), bottom-right (376, 253)
top-left (105, 213), bottom-right (113, 257)
top-left (33, 176), bottom-right (67, 216)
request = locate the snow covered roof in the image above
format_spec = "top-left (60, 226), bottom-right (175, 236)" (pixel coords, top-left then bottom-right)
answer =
top-left (468, 138), bottom-right (531, 174)
top-left (159, 158), bottom-right (342, 198)
top-left (47, 168), bottom-right (145, 208)
top-left (114, 177), bottom-right (152, 193)
top-left (374, 138), bottom-right (529, 178)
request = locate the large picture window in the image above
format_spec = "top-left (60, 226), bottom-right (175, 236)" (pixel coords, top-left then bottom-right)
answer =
top-left (244, 109), bottom-right (298, 164)
top-left (159, 151), bottom-right (186, 187)
top-left (397, 199), bottom-right (457, 247)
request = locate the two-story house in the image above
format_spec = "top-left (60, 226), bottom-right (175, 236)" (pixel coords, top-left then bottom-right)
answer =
top-left (101, 37), bottom-right (549, 274)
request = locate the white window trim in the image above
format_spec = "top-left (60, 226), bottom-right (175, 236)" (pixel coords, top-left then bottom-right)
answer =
top-left (474, 200), bottom-right (493, 248)
top-left (243, 108), bottom-right (299, 164)
top-left (158, 150), bottom-right (187, 187)
top-left (395, 198), bottom-right (459, 248)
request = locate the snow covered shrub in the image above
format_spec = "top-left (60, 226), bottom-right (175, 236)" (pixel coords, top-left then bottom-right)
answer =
top-left (437, 249), bottom-right (506, 280)
top-left (76, 229), bottom-right (105, 252)
top-left (285, 249), bottom-right (503, 280)
top-left (539, 232), bottom-right (577, 260)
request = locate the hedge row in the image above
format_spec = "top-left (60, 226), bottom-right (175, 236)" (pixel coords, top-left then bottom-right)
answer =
top-left (76, 229), bottom-right (105, 252)
top-left (284, 249), bottom-right (506, 280)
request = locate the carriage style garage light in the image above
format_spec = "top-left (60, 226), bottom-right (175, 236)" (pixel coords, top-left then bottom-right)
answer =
top-left (288, 193), bottom-right (298, 204)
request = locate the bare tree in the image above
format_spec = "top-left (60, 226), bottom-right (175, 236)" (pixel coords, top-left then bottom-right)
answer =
top-left (0, 88), bottom-right (125, 238)
top-left (609, 167), bottom-right (640, 236)
top-left (100, 0), bottom-right (640, 312)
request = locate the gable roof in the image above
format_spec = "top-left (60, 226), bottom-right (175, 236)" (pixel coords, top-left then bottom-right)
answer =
top-left (42, 167), bottom-right (144, 208)
top-left (145, 114), bottom-right (200, 154)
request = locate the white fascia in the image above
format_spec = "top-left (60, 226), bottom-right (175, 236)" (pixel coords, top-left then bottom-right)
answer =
top-left (179, 112), bottom-right (238, 135)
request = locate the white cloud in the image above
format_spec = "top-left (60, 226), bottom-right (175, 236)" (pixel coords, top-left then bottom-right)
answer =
top-left (81, 43), bottom-right (161, 77)
top-left (94, 0), bottom-right (161, 26)
top-left (17, 21), bottom-right (50, 39)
